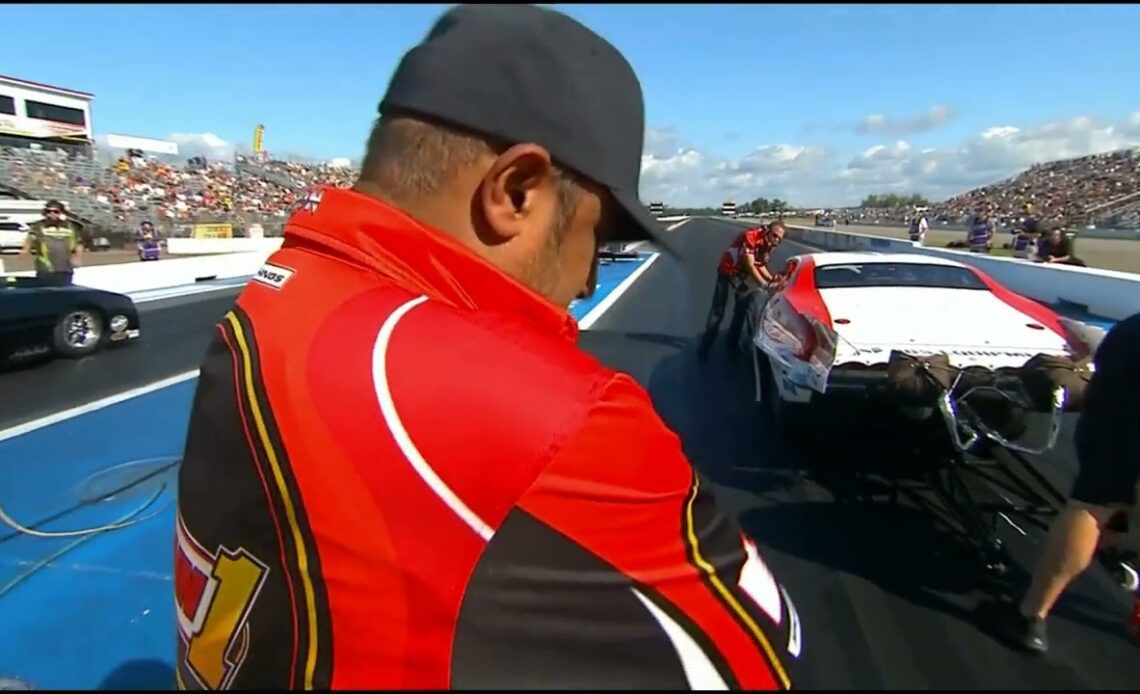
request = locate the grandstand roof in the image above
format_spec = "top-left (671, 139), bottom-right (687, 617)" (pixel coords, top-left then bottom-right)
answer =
top-left (0, 74), bottom-right (94, 99)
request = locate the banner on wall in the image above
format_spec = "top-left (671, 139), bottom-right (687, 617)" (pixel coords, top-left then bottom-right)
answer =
top-left (191, 223), bottom-right (233, 239)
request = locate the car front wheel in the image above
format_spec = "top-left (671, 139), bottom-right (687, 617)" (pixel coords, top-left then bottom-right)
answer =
top-left (53, 309), bottom-right (105, 358)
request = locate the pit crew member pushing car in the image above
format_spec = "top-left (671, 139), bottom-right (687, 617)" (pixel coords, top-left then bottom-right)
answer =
top-left (175, 5), bottom-right (805, 690)
top-left (990, 311), bottom-right (1140, 653)
top-left (698, 221), bottom-right (786, 360)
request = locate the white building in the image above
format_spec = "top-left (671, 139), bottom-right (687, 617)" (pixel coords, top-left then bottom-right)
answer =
top-left (0, 74), bottom-right (94, 146)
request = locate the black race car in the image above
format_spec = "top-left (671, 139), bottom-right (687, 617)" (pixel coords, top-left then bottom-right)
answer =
top-left (1, 276), bottom-right (141, 362)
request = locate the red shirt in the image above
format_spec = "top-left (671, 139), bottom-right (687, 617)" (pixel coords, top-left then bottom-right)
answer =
top-left (175, 187), bottom-right (803, 690)
top-left (717, 227), bottom-right (774, 277)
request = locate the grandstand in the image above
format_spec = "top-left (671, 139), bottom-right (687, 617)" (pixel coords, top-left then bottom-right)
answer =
top-left (1, 73), bottom-right (1138, 245)
top-left (0, 75), bottom-right (367, 244)
top-left (0, 143), bottom-right (363, 243)
top-left (936, 149), bottom-right (1140, 228)
top-left (846, 149), bottom-right (1140, 230)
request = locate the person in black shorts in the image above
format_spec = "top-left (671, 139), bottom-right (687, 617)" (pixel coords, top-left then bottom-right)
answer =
top-left (991, 311), bottom-right (1140, 653)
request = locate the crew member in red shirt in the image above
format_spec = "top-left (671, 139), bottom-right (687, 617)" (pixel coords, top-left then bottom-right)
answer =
top-left (698, 221), bottom-right (786, 359)
top-left (175, 5), bottom-right (805, 691)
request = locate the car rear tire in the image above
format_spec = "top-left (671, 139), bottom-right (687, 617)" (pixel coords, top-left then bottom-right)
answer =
top-left (52, 308), bottom-right (105, 358)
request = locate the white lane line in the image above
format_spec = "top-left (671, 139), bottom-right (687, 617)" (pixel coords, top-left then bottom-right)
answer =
top-left (130, 277), bottom-right (252, 304)
top-left (0, 369), bottom-right (200, 443)
top-left (133, 285), bottom-right (233, 304)
top-left (665, 218), bottom-right (692, 232)
top-left (578, 252), bottom-right (661, 330)
top-left (4, 250), bottom-right (668, 438)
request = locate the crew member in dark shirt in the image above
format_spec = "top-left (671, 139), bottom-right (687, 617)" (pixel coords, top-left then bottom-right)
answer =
top-left (991, 312), bottom-right (1140, 653)
top-left (1020, 202), bottom-right (1040, 236)
top-left (1036, 227), bottom-right (1087, 267)
top-left (1011, 203), bottom-right (1041, 259)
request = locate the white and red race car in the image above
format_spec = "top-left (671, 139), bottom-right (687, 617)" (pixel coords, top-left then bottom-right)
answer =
top-left (746, 251), bottom-right (1100, 446)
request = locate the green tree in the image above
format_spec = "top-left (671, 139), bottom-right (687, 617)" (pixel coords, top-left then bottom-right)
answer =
top-left (859, 192), bottom-right (930, 208)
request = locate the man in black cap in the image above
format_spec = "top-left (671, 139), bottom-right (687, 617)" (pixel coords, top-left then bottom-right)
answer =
top-left (20, 200), bottom-right (83, 286)
top-left (176, 4), bottom-right (803, 691)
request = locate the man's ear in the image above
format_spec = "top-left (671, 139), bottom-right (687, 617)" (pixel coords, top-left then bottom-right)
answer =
top-left (477, 143), bottom-right (556, 242)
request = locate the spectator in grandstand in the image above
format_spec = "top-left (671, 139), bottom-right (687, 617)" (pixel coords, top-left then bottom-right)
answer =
top-left (175, 4), bottom-right (803, 691)
top-left (19, 200), bottom-right (82, 285)
top-left (934, 150), bottom-right (1140, 229)
top-left (1036, 226), bottom-right (1087, 267)
top-left (989, 312), bottom-right (1140, 654)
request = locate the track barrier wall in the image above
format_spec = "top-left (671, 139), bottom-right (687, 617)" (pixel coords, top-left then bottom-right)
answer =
top-left (4, 217), bottom-right (1136, 320)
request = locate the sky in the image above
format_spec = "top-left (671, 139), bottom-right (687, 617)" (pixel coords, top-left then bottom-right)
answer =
top-left (5, 3), bottom-right (1140, 208)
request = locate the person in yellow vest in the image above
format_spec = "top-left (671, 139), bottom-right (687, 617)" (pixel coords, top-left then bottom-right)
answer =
top-left (20, 200), bottom-right (83, 286)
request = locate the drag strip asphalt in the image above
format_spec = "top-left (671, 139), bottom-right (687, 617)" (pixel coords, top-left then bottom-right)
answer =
top-left (0, 289), bottom-right (242, 430)
top-left (3, 217), bottom-right (1138, 688)
top-left (581, 217), bottom-right (1140, 689)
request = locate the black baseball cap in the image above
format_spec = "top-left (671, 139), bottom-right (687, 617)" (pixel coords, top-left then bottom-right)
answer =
top-left (44, 200), bottom-right (65, 212)
top-left (379, 3), bottom-right (678, 256)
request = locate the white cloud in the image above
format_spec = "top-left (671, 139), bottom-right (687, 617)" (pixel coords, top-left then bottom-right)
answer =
top-left (94, 131), bottom-right (241, 162)
top-left (639, 127), bottom-right (831, 206)
top-left (855, 105), bottom-right (956, 136)
top-left (639, 110), bottom-right (1140, 208)
top-left (94, 111), bottom-right (1140, 209)
top-left (165, 132), bottom-right (239, 161)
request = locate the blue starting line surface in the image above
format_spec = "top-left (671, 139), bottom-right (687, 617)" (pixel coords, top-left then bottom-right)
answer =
top-left (0, 251), bottom-right (657, 690)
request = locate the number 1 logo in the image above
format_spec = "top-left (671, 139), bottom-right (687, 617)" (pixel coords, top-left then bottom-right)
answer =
top-left (177, 536), bottom-right (269, 690)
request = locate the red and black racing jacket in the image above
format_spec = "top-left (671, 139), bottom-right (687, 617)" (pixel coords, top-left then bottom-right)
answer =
top-left (717, 226), bottom-right (776, 281)
top-left (175, 187), bottom-right (804, 690)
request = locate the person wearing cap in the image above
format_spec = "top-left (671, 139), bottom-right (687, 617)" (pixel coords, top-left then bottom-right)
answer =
top-left (698, 221), bottom-right (786, 360)
top-left (20, 200), bottom-right (83, 285)
top-left (175, 4), bottom-right (803, 691)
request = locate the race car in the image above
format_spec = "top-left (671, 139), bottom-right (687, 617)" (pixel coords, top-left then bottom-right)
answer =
top-left (0, 221), bottom-right (29, 254)
top-left (746, 251), bottom-right (1107, 583)
top-left (1, 276), bottom-right (141, 363)
top-left (814, 214), bottom-right (836, 228)
top-left (598, 240), bottom-right (642, 262)
top-left (745, 251), bottom-right (1096, 443)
